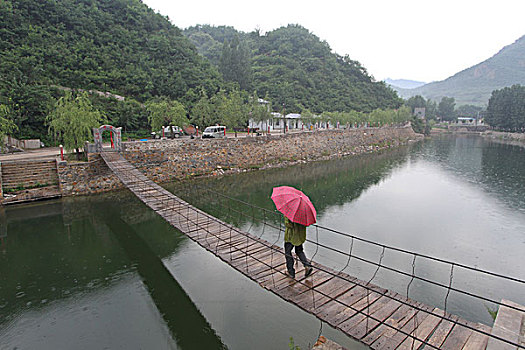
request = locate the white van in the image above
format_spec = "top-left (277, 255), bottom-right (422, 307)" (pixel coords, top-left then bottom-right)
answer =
top-left (202, 125), bottom-right (226, 139)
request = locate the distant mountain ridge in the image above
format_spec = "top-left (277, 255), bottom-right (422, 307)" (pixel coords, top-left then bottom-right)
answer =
top-left (395, 35), bottom-right (525, 106)
top-left (384, 78), bottom-right (426, 90)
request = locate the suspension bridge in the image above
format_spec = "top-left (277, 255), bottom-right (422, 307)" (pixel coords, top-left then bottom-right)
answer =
top-left (100, 151), bottom-right (524, 350)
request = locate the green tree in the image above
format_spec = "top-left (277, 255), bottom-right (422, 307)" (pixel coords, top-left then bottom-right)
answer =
top-left (47, 92), bottom-right (106, 159)
top-left (249, 92), bottom-right (271, 132)
top-left (191, 91), bottom-right (216, 129)
top-left (0, 104), bottom-right (18, 150)
top-left (425, 99), bottom-right (438, 120)
top-left (485, 85), bottom-right (525, 131)
top-left (438, 97), bottom-right (456, 121)
top-left (146, 98), bottom-right (188, 134)
top-left (219, 35), bottom-right (252, 90)
top-left (405, 95), bottom-right (427, 112)
top-left (217, 90), bottom-right (247, 129)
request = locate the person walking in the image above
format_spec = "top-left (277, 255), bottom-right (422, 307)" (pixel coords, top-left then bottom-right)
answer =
top-left (284, 217), bottom-right (313, 279)
top-left (271, 186), bottom-right (317, 279)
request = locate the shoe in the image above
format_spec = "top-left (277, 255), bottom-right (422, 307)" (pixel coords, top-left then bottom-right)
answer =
top-left (286, 270), bottom-right (295, 279)
top-left (304, 267), bottom-right (313, 278)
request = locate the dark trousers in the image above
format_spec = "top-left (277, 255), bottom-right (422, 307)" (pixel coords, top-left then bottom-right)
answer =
top-left (285, 242), bottom-right (311, 273)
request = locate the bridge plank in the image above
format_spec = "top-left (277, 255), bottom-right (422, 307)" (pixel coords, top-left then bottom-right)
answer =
top-left (396, 308), bottom-right (443, 350)
top-left (322, 288), bottom-right (383, 328)
top-left (462, 324), bottom-right (491, 350)
top-left (363, 302), bottom-right (418, 346)
top-left (292, 276), bottom-right (355, 313)
top-left (342, 297), bottom-right (402, 340)
top-left (279, 269), bottom-right (334, 300)
top-left (424, 315), bottom-right (459, 349)
top-left (372, 304), bottom-right (431, 350)
top-left (440, 321), bottom-right (475, 350)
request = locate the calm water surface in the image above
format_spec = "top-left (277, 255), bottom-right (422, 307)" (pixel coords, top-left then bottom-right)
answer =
top-left (1, 135), bottom-right (524, 349)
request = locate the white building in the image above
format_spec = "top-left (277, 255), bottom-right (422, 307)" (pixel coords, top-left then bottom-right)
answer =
top-left (249, 112), bottom-right (310, 132)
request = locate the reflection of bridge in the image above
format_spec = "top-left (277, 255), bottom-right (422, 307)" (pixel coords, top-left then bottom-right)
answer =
top-left (101, 151), bottom-right (525, 350)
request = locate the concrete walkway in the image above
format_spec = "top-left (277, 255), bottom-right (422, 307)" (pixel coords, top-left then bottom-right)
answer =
top-left (0, 147), bottom-right (61, 161)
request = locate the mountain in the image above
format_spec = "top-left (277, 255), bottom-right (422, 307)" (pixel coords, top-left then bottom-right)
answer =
top-left (0, 0), bottom-right (222, 139)
top-left (384, 78), bottom-right (426, 90)
top-left (397, 35), bottom-right (525, 106)
top-left (184, 24), bottom-right (402, 113)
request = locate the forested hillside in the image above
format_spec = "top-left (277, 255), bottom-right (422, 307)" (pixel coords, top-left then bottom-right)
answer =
top-left (396, 35), bottom-right (525, 106)
top-left (0, 0), bottom-right (221, 139)
top-left (184, 24), bottom-right (402, 113)
top-left (1, 0), bottom-right (402, 142)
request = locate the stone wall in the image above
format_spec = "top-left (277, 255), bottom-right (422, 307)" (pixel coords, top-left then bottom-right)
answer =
top-left (482, 130), bottom-right (525, 143)
top-left (58, 155), bottom-right (123, 196)
top-left (59, 126), bottom-right (420, 196)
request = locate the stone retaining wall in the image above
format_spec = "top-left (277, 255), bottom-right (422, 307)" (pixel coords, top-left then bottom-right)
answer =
top-left (59, 126), bottom-right (421, 196)
top-left (482, 130), bottom-right (525, 143)
top-left (58, 155), bottom-right (122, 195)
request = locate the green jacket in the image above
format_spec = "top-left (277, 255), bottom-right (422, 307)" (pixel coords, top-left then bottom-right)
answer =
top-left (284, 217), bottom-right (306, 246)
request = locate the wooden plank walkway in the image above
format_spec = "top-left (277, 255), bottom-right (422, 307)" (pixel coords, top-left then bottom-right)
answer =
top-left (101, 152), bottom-right (495, 350)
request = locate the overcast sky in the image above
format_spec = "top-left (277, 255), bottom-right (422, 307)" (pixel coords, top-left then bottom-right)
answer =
top-left (142, 0), bottom-right (525, 83)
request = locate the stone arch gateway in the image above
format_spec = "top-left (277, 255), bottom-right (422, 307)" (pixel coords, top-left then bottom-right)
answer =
top-left (93, 125), bottom-right (122, 152)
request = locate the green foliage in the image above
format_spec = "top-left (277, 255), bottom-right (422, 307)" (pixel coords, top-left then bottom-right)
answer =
top-left (90, 95), bottom-right (147, 133)
top-left (456, 104), bottom-right (484, 118)
top-left (1, 0), bottom-right (222, 140)
top-left (1, 0), bottom-right (222, 103)
top-left (185, 24), bottom-right (402, 114)
top-left (0, 104), bottom-right (18, 147)
top-left (216, 90), bottom-right (247, 129)
top-left (405, 95), bottom-right (427, 111)
top-left (438, 97), bottom-right (457, 121)
top-left (411, 115), bottom-right (431, 136)
top-left (46, 91), bottom-right (106, 153)
top-left (404, 95), bottom-right (438, 120)
top-left (249, 92), bottom-right (272, 124)
top-left (485, 85), bottom-right (525, 131)
top-left (319, 106), bottom-right (411, 128)
top-left (190, 89), bottom-right (254, 130)
top-left (288, 337), bottom-right (301, 350)
top-left (146, 98), bottom-right (188, 131)
top-left (4, 0), bottom-right (405, 140)
top-left (219, 35), bottom-right (253, 90)
top-left (484, 304), bottom-right (498, 322)
top-left (190, 90), bottom-right (216, 128)
top-left (185, 25), bottom-right (247, 66)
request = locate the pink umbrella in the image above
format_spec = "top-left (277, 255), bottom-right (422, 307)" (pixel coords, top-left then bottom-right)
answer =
top-left (271, 186), bottom-right (317, 226)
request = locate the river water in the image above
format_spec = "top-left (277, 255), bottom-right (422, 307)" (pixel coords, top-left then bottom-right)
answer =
top-left (1, 135), bottom-right (524, 349)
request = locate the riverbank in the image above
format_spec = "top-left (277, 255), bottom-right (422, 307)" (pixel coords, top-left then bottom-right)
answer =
top-left (57, 126), bottom-right (421, 196)
top-left (481, 130), bottom-right (525, 144)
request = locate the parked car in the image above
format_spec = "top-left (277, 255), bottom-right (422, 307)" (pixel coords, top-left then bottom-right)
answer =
top-left (151, 126), bottom-right (183, 139)
top-left (202, 125), bottom-right (226, 139)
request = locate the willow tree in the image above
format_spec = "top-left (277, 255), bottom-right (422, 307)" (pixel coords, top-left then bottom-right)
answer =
top-left (47, 91), bottom-right (106, 159)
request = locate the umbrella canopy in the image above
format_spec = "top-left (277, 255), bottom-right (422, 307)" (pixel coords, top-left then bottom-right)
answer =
top-left (271, 186), bottom-right (317, 226)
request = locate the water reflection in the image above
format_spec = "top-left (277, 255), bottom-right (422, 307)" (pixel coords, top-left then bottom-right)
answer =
top-left (169, 147), bottom-right (411, 228)
top-left (95, 206), bottom-right (226, 349)
top-left (0, 194), bottom-right (225, 349)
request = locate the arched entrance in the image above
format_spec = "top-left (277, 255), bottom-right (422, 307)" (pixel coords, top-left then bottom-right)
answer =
top-left (93, 125), bottom-right (122, 152)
